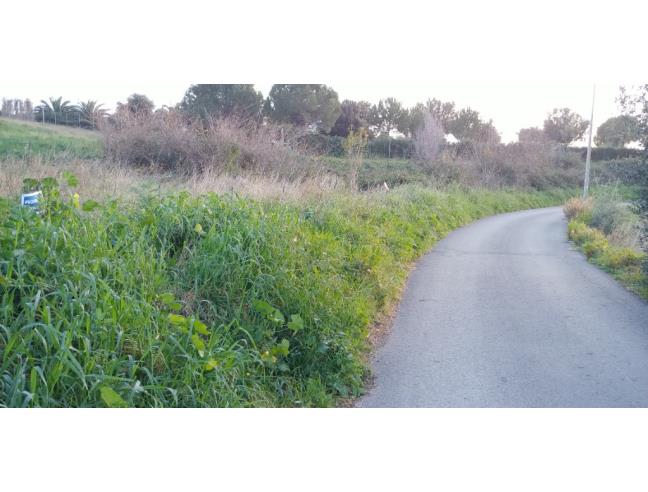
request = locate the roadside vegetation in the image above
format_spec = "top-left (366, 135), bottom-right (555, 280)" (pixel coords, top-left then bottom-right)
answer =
top-left (1, 83), bottom-right (646, 407)
top-left (565, 190), bottom-right (648, 300)
top-left (0, 174), bottom-right (572, 407)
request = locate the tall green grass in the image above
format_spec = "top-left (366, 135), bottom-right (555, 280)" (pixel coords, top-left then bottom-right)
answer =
top-left (0, 119), bottom-right (103, 159)
top-left (0, 179), bottom-right (573, 407)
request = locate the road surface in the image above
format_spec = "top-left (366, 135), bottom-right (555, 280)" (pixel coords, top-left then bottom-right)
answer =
top-left (358, 207), bottom-right (648, 407)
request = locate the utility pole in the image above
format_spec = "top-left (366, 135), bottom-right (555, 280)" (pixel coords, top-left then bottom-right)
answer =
top-left (583, 85), bottom-right (595, 199)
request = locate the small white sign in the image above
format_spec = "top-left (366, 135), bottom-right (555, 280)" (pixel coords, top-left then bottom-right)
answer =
top-left (20, 191), bottom-right (42, 209)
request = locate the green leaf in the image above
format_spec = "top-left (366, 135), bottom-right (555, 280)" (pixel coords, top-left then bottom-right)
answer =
top-left (168, 313), bottom-right (187, 326)
top-left (271, 339), bottom-right (290, 358)
top-left (287, 314), bottom-right (304, 333)
top-left (204, 359), bottom-right (220, 372)
top-left (81, 200), bottom-right (100, 212)
top-left (192, 319), bottom-right (209, 336)
top-left (100, 386), bottom-right (128, 408)
top-left (168, 313), bottom-right (189, 332)
top-left (194, 223), bottom-right (204, 234)
top-left (191, 334), bottom-right (206, 357)
top-left (252, 300), bottom-right (285, 324)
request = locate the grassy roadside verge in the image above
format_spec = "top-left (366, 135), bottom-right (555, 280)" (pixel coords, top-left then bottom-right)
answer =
top-left (0, 181), bottom-right (573, 407)
top-left (565, 197), bottom-right (648, 300)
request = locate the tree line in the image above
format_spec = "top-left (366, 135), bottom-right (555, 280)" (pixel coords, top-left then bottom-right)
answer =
top-left (1, 84), bottom-right (644, 150)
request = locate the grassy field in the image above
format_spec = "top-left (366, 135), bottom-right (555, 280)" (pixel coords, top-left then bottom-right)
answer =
top-left (0, 176), bottom-right (574, 407)
top-left (0, 118), bottom-right (103, 159)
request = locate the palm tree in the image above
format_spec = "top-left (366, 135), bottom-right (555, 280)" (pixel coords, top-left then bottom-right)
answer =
top-left (35, 96), bottom-right (74, 125)
top-left (75, 100), bottom-right (108, 130)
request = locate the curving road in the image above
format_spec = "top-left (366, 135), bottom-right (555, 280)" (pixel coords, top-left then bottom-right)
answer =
top-left (359, 207), bottom-right (648, 407)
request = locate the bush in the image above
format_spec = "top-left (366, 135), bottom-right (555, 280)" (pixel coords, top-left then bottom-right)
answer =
top-left (366, 136), bottom-right (414, 159)
top-left (563, 197), bottom-right (592, 221)
top-left (102, 111), bottom-right (313, 177)
top-left (571, 146), bottom-right (644, 162)
top-left (582, 237), bottom-right (608, 258)
top-left (593, 158), bottom-right (648, 187)
top-left (600, 247), bottom-right (646, 269)
top-left (589, 192), bottom-right (639, 236)
top-left (568, 220), bottom-right (606, 246)
top-left (299, 134), bottom-right (345, 157)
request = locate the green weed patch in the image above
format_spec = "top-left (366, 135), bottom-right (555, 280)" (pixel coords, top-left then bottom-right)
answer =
top-left (568, 219), bottom-right (648, 299)
top-left (0, 180), bottom-right (572, 407)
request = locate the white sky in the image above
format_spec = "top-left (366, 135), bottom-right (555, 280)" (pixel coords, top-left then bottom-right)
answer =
top-left (1, 0), bottom-right (646, 144)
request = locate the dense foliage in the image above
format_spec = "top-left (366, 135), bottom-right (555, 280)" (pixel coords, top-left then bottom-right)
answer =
top-left (180, 84), bottom-right (264, 121)
top-left (0, 178), bottom-right (572, 407)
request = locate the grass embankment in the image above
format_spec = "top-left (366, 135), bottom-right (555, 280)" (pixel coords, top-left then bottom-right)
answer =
top-left (0, 118), bottom-right (103, 159)
top-left (0, 178), bottom-right (573, 407)
top-left (565, 196), bottom-right (648, 300)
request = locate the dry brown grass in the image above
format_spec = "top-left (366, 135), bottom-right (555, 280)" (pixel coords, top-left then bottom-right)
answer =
top-left (101, 111), bottom-right (315, 178)
top-left (563, 196), bottom-right (593, 221)
top-left (0, 156), bottom-right (345, 203)
top-left (0, 155), bottom-right (152, 201)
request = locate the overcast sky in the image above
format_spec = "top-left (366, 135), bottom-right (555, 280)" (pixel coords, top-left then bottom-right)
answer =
top-left (2, 0), bottom-right (645, 145)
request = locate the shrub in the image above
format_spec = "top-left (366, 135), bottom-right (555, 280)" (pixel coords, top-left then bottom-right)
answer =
top-left (593, 158), bottom-right (648, 187)
top-left (563, 197), bottom-right (593, 221)
top-left (366, 136), bottom-right (414, 159)
top-left (102, 111), bottom-right (313, 177)
top-left (582, 238), bottom-right (608, 258)
top-left (568, 221), bottom-right (606, 246)
top-left (299, 134), bottom-right (345, 157)
top-left (571, 146), bottom-right (644, 162)
top-left (600, 247), bottom-right (646, 269)
top-left (589, 191), bottom-right (638, 236)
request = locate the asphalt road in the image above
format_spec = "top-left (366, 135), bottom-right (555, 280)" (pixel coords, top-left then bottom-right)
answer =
top-left (358, 207), bottom-right (648, 407)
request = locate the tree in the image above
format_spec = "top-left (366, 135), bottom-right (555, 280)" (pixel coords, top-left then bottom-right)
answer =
top-left (117, 93), bottom-right (155, 117)
top-left (34, 97), bottom-right (74, 125)
top-left (402, 99), bottom-right (457, 137)
top-left (76, 100), bottom-right (108, 130)
top-left (180, 84), bottom-right (263, 121)
top-left (446, 107), bottom-right (500, 143)
top-left (369, 97), bottom-right (405, 136)
top-left (368, 98), bottom-right (406, 157)
top-left (518, 127), bottom-right (549, 144)
top-left (413, 111), bottom-right (445, 164)
top-left (330, 100), bottom-right (372, 137)
top-left (594, 115), bottom-right (639, 148)
top-left (473, 120), bottom-right (501, 144)
top-left (424, 99), bottom-right (456, 132)
top-left (619, 85), bottom-right (648, 150)
top-left (264, 84), bottom-right (341, 133)
top-left (543, 108), bottom-right (589, 145)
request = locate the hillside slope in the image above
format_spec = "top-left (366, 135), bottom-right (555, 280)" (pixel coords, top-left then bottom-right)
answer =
top-left (0, 118), bottom-right (102, 158)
